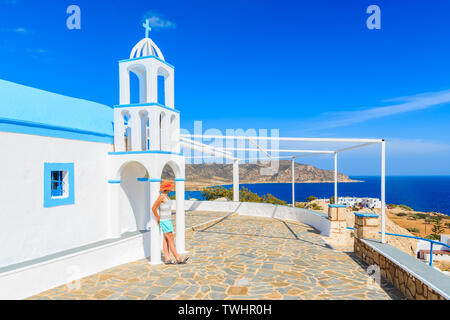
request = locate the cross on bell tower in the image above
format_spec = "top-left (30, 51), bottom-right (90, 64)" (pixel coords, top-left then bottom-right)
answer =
top-left (143, 19), bottom-right (152, 38)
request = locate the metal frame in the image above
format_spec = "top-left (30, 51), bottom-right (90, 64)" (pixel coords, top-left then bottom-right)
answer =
top-left (181, 134), bottom-right (387, 243)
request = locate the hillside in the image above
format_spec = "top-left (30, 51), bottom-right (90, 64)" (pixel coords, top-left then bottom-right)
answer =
top-left (162, 160), bottom-right (357, 190)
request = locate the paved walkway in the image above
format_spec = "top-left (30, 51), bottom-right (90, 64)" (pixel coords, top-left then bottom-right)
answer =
top-left (31, 214), bottom-right (404, 300)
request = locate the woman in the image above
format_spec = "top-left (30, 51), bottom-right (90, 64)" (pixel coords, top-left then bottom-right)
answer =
top-left (152, 181), bottom-right (189, 265)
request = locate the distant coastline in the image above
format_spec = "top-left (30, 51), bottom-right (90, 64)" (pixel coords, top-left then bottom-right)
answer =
top-left (185, 179), bottom-right (364, 191)
top-left (184, 176), bottom-right (450, 216)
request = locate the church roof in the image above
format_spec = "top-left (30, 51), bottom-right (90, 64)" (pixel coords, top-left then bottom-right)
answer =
top-left (0, 79), bottom-right (113, 142)
top-left (130, 38), bottom-right (165, 61)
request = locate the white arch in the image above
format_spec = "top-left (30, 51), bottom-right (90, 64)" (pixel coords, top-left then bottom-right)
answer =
top-left (158, 159), bottom-right (183, 180)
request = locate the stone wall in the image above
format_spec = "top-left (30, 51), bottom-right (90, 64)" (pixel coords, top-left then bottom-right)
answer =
top-left (354, 238), bottom-right (445, 300)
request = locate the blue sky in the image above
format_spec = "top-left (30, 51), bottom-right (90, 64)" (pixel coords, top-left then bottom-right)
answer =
top-left (1, 0), bottom-right (450, 175)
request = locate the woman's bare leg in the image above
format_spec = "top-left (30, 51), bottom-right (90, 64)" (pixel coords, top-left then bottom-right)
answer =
top-left (162, 234), bottom-right (171, 262)
top-left (166, 233), bottom-right (180, 261)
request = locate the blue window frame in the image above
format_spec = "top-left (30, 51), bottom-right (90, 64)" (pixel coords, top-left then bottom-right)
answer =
top-left (44, 163), bottom-right (75, 208)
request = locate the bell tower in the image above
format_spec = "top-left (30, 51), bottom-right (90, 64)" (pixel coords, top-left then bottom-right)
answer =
top-left (114, 26), bottom-right (179, 153)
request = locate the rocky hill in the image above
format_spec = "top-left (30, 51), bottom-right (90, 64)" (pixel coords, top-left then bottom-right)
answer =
top-left (163, 160), bottom-right (357, 190)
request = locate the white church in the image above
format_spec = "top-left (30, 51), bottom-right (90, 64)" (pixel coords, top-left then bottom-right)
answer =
top-left (0, 32), bottom-right (188, 299)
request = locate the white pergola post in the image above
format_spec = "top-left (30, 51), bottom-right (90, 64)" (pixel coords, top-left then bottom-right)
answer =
top-left (291, 157), bottom-right (295, 207)
top-left (149, 179), bottom-right (162, 264)
top-left (381, 140), bottom-right (386, 243)
top-left (233, 159), bottom-right (239, 202)
top-left (334, 152), bottom-right (338, 204)
top-left (175, 178), bottom-right (186, 253)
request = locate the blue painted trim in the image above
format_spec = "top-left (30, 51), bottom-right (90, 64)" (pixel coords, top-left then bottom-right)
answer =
top-left (354, 212), bottom-right (379, 218)
top-left (114, 102), bottom-right (180, 114)
top-left (149, 178), bottom-right (162, 182)
top-left (137, 178), bottom-right (149, 182)
top-left (0, 117), bottom-right (114, 144)
top-left (328, 204), bottom-right (347, 208)
top-left (175, 178), bottom-right (186, 182)
top-left (118, 55), bottom-right (175, 69)
top-left (108, 180), bottom-right (121, 184)
top-left (44, 163), bottom-right (75, 208)
top-left (108, 150), bottom-right (183, 156)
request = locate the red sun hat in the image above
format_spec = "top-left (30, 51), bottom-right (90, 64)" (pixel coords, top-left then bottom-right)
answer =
top-left (160, 181), bottom-right (175, 192)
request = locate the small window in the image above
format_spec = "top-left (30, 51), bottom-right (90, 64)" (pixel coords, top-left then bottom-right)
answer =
top-left (51, 171), bottom-right (68, 198)
top-left (44, 163), bottom-right (75, 208)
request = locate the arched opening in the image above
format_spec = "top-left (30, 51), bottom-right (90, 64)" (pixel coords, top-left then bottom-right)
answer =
top-left (170, 114), bottom-right (177, 151)
top-left (118, 161), bottom-right (150, 233)
top-left (158, 67), bottom-right (170, 106)
top-left (157, 75), bottom-right (165, 105)
top-left (122, 111), bottom-right (131, 152)
top-left (159, 111), bottom-right (167, 151)
top-left (139, 110), bottom-right (150, 151)
top-left (129, 72), bottom-right (140, 104)
top-left (161, 163), bottom-right (176, 200)
top-left (128, 64), bottom-right (147, 104)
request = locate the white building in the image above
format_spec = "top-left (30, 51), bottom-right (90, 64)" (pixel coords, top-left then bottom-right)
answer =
top-left (337, 197), bottom-right (381, 209)
top-left (0, 34), bottom-right (186, 298)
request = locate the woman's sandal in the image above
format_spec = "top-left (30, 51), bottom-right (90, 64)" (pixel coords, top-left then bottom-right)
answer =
top-left (176, 257), bottom-right (189, 264)
top-left (164, 260), bottom-right (175, 265)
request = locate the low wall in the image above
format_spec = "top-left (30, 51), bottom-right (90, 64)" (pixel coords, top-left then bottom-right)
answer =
top-left (0, 231), bottom-right (150, 300)
top-left (176, 200), bottom-right (330, 236)
top-left (355, 238), bottom-right (449, 300)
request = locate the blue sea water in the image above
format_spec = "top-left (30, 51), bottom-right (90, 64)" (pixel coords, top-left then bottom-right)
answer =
top-left (185, 176), bottom-right (450, 216)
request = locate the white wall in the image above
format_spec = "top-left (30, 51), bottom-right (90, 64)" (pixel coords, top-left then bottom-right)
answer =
top-left (0, 132), bottom-right (112, 268)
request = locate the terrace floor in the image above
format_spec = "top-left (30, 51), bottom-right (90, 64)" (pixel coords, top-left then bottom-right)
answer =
top-left (30, 213), bottom-right (405, 300)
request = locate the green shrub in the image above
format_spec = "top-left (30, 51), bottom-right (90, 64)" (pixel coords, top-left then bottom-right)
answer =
top-left (413, 213), bottom-right (430, 220)
top-left (306, 196), bottom-right (317, 202)
top-left (201, 186), bottom-right (233, 201)
top-left (432, 216), bottom-right (445, 238)
top-left (310, 203), bottom-right (322, 211)
top-left (398, 204), bottom-right (413, 211)
top-left (425, 234), bottom-right (440, 241)
top-left (201, 186), bottom-right (287, 206)
top-left (406, 227), bottom-right (419, 233)
top-left (396, 212), bottom-right (407, 217)
top-left (261, 193), bottom-right (287, 206)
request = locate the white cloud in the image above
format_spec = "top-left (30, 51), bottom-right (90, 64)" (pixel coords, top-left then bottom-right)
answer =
top-left (311, 89), bottom-right (450, 130)
top-left (0, 27), bottom-right (31, 34)
top-left (27, 48), bottom-right (47, 54)
top-left (387, 138), bottom-right (450, 155)
top-left (143, 11), bottom-right (176, 29)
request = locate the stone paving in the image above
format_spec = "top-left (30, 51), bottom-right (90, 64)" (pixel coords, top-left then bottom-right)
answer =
top-left (174, 210), bottom-right (229, 230)
top-left (31, 214), bottom-right (405, 300)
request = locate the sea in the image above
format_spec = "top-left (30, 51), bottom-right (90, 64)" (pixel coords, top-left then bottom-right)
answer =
top-left (184, 176), bottom-right (450, 216)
